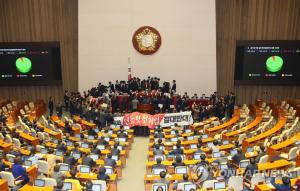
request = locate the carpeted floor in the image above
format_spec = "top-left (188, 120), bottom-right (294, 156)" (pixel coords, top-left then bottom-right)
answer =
top-left (118, 137), bottom-right (149, 191)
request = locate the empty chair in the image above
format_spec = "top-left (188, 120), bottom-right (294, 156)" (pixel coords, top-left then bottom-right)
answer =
top-left (0, 133), bottom-right (4, 140)
top-left (12, 138), bottom-right (21, 149)
top-left (228, 176), bottom-right (243, 191)
top-left (0, 171), bottom-right (24, 188)
top-left (238, 134), bottom-right (246, 145)
top-left (37, 132), bottom-right (45, 141)
top-left (258, 155), bottom-right (269, 164)
top-left (36, 145), bottom-right (45, 152)
top-left (202, 180), bottom-right (218, 189)
top-left (244, 173), bottom-right (265, 189)
top-left (280, 147), bottom-right (298, 161)
top-left (91, 180), bottom-right (107, 191)
top-left (5, 135), bottom-right (12, 143)
top-left (37, 160), bottom-right (50, 176)
top-left (29, 102), bottom-right (35, 110)
top-left (177, 182), bottom-right (196, 191)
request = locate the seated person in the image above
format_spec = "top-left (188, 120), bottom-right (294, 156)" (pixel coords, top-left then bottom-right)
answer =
top-left (85, 180), bottom-right (93, 191)
top-left (172, 155), bottom-right (185, 167)
top-left (256, 145), bottom-right (266, 162)
top-left (153, 145), bottom-right (164, 156)
top-left (173, 174), bottom-right (191, 190)
top-left (170, 143), bottom-right (184, 156)
top-left (153, 139), bottom-right (164, 149)
top-left (111, 143), bottom-right (120, 156)
top-left (52, 165), bottom-right (66, 185)
top-left (154, 129), bottom-right (165, 139)
top-left (82, 152), bottom-right (96, 167)
top-left (210, 140), bottom-right (220, 152)
top-left (87, 128), bottom-right (97, 136)
top-left (12, 157), bottom-right (29, 185)
top-left (152, 158), bottom-right (166, 172)
top-left (91, 143), bottom-right (101, 155)
top-left (271, 176), bottom-right (291, 191)
top-left (196, 154), bottom-right (209, 166)
top-left (56, 141), bottom-right (68, 152)
top-left (244, 157), bottom-right (258, 181)
top-left (154, 171), bottom-right (169, 186)
top-left (0, 156), bottom-right (8, 171)
top-left (105, 154), bottom-right (117, 169)
top-left (63, 150), bottom-right (77, 167)
top-left (97, 166), bottom-right (110, 182)
top-left (98, 137), bottom-right (109, 146)
top-left (194, 143), bottom-right (204, 154)
top-left (54, 181), bottom-right (64, 191)
top-left (71, 143), bottom-right (81, 154)
top-left (118, 131), bottom-right (128, 139)
top-left (232, 148), bottom-right (245, 165)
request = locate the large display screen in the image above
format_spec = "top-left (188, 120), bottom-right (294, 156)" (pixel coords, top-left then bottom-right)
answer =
top-left (235, 40), bottom-right (300, 85)
top-left (0, 42), bottom-right (62, 85)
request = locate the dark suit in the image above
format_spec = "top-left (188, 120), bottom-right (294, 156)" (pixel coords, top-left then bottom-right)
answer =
top-left (82, 156), bottom-right (95, 167)
top-left (105, 158), bottom-right (116, 168)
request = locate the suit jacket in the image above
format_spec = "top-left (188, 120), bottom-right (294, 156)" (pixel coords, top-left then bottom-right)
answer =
top-left (82, 156), bottom-right (95, 167)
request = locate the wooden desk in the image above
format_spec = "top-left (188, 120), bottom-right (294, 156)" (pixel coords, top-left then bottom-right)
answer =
top-left (19, 185), bottom-right (53, 191)
top-left (0, 179), bottom-right (9, 191)
top-left (191, 117), bottom-right (218, 130)
top-left (254, 177), bottom-right (299, 191)
top-left (267, 132), bottom-right (300, 158)
top-left (0, 140), bottom-right (12, 152)
top-left (242, 116), bottom-right (286, 152)
top-left (205, 109), bottom-right (240, 135)
top-left (223, 111), bottom-right (262, 140)
top-left (19, 132), bottom-right (39, 145)
top-left (37, 123), bottom-right (62, 139)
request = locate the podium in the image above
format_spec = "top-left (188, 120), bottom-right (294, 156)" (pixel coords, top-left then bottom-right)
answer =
top-left (137, 104), bottom-right (154, 114)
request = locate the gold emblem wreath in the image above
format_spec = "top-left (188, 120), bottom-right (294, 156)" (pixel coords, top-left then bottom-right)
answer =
top-left (135, 28), bottom-right (159, 51)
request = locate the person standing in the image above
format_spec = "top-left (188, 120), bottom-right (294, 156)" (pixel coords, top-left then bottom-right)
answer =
top-left (64, 91), bottom-right (70, 111)
top-left (48, 97), bottom-right (54, 117)
top-left (171, 80), bottom-right (176, 92)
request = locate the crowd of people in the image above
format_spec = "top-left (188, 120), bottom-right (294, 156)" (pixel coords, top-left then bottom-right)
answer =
top-left (49, 76), bottom-right (235, 127)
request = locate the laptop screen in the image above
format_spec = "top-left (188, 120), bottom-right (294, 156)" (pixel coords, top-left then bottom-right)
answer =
top-left (56, 151), bottom-right (63, 156)
top-left (184, 184), bottom-right (196, 191)
top-left (220, 164), bottom-right (228, 170)
top-left (72, 153), bottom-right (81, 159)
top-left (230, 149), bottom-right (238, 156)
top-left (112, 155), bottom-right (118, 161)
top-left (171, 138), bottom-right (178, 142)
top-left (88, 135), bottom-right (95, 140)
top-left (187, 136), bottom-right (194, 141)
top-left (80, 166), bottom-right (91, 173)
top-left (222, 140), bottom-right (229, 145)
top-left (213, 152), bottom-right (221, 158)
top-left (240, 161), bottom-right (250, 168)
top-left (153, 185), bottom-right (167, 191)
top-left (214, 181), bottom-right (226, 189)
top-left (104, 137), bottom-right (110, 142)
top-left (290, 171), bottom-right (298, 178)
top-left (194, 153), bottom-right (201, 160)
top-left (175, 166), bottom-right (187, 174)
top-left (40, 148), bottom-right (48, 154)
top-left (34, 179), bottom-right (45, 187)
top-left (153, 168), bottom-right (166, 175)
top-left (63, 182), bottom-right (72, 190)
top-left (89, 154), bottom-right (99, 161)
top-left (202, 134), bottom-right (208, 139)
top-left (92, 184), bottom-right (102, 191)
top-left (59, 164), bottom-right (70, 172)
top-left (207, 142), bottom-right (213, 148)
top-left (66, 141), bottom-right (73, 146)
top-left (75, 134), bottom-right (81, 138)
top-left (97, 145), bottom-right (105, 150)
top-left (190, 144), bottom-right (197, 149)
top-left (105, 167), bottom-right (113, 175)
top-left (247, 147), bottom-right (254, 153)
top-left (118, 138), bottom-right (126, 142)
top-left (81, 143), bottom-right (89, 148)
top-left (24, 160), bottom-right (32, 166)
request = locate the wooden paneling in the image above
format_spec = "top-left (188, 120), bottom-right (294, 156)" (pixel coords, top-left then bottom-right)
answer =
top-left (0, 0), bottom-right (78, 103)
top-left (216, 0), bottom-right (300, 104)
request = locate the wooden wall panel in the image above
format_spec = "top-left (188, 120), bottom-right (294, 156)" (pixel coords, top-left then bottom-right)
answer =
top-left (0, 0), bottom-right (78, 104)
top-left (216, 0), bottom-right (300, 105)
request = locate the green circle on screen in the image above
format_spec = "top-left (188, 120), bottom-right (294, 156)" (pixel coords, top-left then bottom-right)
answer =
top-left (266, 56), bottom-right (283, 73)
top-left (15, 57), bottom-right (32, 73)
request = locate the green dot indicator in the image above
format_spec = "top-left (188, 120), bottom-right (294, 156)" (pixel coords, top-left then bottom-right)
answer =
top-left (266, 55), bottom-right (283, 73)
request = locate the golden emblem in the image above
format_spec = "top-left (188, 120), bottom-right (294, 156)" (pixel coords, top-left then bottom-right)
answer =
top-left (132, 26), bottom-right (161, 55)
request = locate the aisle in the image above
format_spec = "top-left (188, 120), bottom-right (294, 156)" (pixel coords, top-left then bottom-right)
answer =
top-left (118, 137), bottom-right (149, 191)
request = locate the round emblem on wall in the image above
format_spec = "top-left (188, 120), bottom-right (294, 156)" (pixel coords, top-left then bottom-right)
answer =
top-left (132, 26), bottom-right (162, 55)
